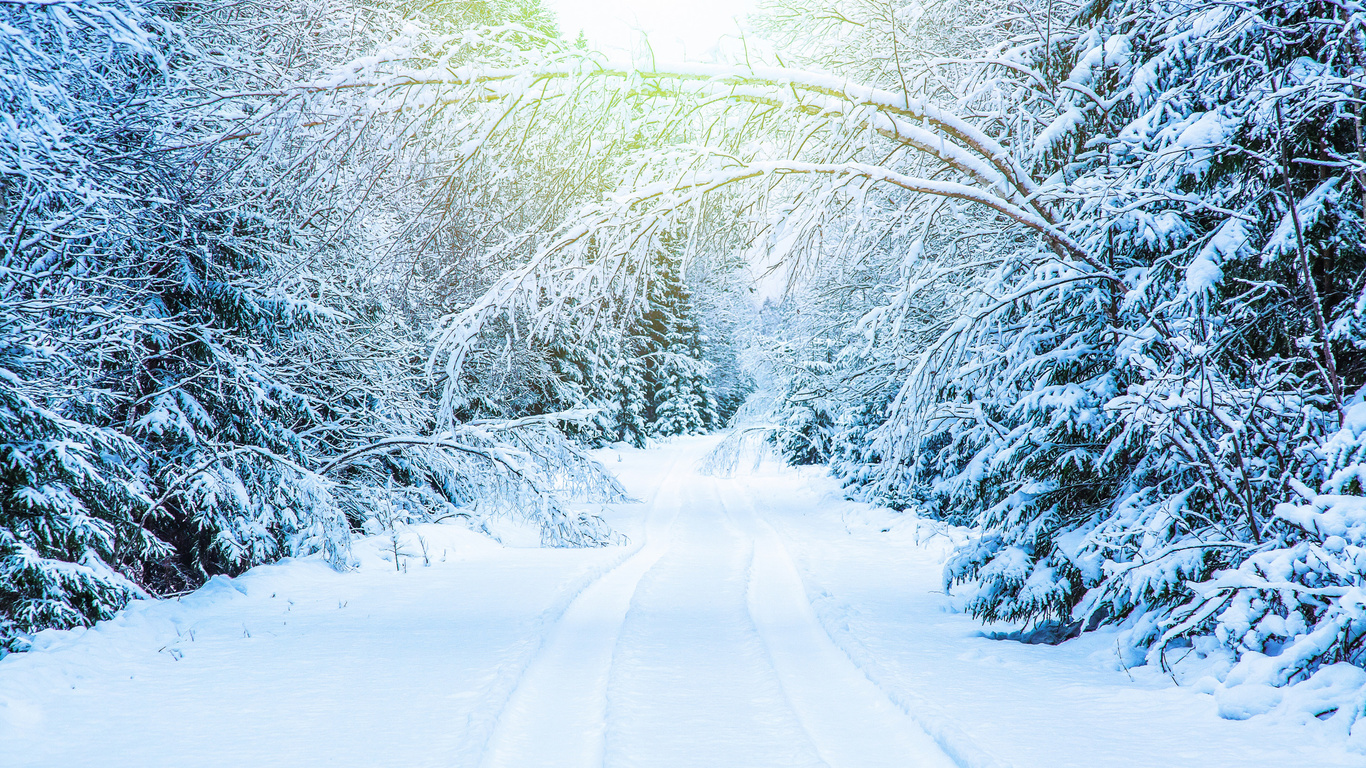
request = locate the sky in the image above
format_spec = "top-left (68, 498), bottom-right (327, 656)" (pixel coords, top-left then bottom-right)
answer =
top-left (545, 0), bottom-right (758, 62)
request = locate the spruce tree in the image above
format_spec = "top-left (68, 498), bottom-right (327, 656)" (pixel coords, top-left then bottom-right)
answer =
top-left (606, 331), bottom-right (651, 447)
top-left (642, 249), bottom-right (718, 437)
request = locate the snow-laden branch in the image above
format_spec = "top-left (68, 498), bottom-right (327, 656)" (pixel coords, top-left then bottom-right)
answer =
top-left (266, 51), bottom-right (1055, 225)
top-left (428, 155), bottom-right (1097, 410)
top-left (420, 60), bottom-right (1046, 209)
top-left (317, 434), bottom-right (526, 477)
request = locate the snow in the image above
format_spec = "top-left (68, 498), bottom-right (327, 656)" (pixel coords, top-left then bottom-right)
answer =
top-left (1, 437), bottom-right (1360, 766)
top-left (1263, 176), bottom-right (1341, 262)
top-left (1184, 254), bottom-right (1223, 294)
top-left (1032, 107), bottom-right (1086, 155)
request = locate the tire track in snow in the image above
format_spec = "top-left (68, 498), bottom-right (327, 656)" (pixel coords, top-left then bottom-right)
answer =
top-left (601, 468), bottom-right (826, 768)
top-left (474, 453), bottom-right (689, 768)
top-left (716, 477), bottom-right (961, 768)
top-left (731, 479), bottom-right (1014, 768)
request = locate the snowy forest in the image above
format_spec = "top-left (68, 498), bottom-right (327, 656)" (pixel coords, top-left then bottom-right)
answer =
top-left (8, 0), bottom-right (1366, 751)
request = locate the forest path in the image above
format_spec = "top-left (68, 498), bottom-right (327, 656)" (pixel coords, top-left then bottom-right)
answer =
top-left (479, 438), bottom-right (953, 768)
top-left (0, 437), bottom-right (1359, 767)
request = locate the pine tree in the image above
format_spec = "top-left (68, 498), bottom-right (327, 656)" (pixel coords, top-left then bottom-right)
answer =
top-left (606, 331), bottom-right (651, 447)
top-left (642, 249), bottom-right (718, 437)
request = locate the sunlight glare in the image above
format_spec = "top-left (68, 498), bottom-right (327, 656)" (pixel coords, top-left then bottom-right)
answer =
top-left (545, 0), bottom-right (756, 62)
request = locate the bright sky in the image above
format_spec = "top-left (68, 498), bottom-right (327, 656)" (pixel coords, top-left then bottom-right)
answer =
top-left (546, 0), bottom-right (757, 63)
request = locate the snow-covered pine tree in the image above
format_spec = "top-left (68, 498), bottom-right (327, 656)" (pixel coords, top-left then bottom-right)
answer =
top-left (914, 0), bottom-right (1366, 653)
top-left (0, 0), bottom-right (169, 644)
top-left (643, 247), bottom-right (718, 437)
top-left (544, 330), bottom-right (611, 443)
top-left (0, 0), bottom-right (359, 639)
top-left (606, 328), bottom-right (652, 447)
top-left (0, 332), bottom-right (155, 641)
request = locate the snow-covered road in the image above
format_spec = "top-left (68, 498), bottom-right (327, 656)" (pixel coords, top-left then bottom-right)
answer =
top-left (0, 437), bottom-right (1358, 766)
top-left (481, 439), bottom-right (952, 768)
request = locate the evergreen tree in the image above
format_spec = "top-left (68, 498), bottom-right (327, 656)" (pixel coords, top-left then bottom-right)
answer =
top-left (606, 331), bottom-right (652, 447)
top-left (642, 249), bottom-right (718, 437)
